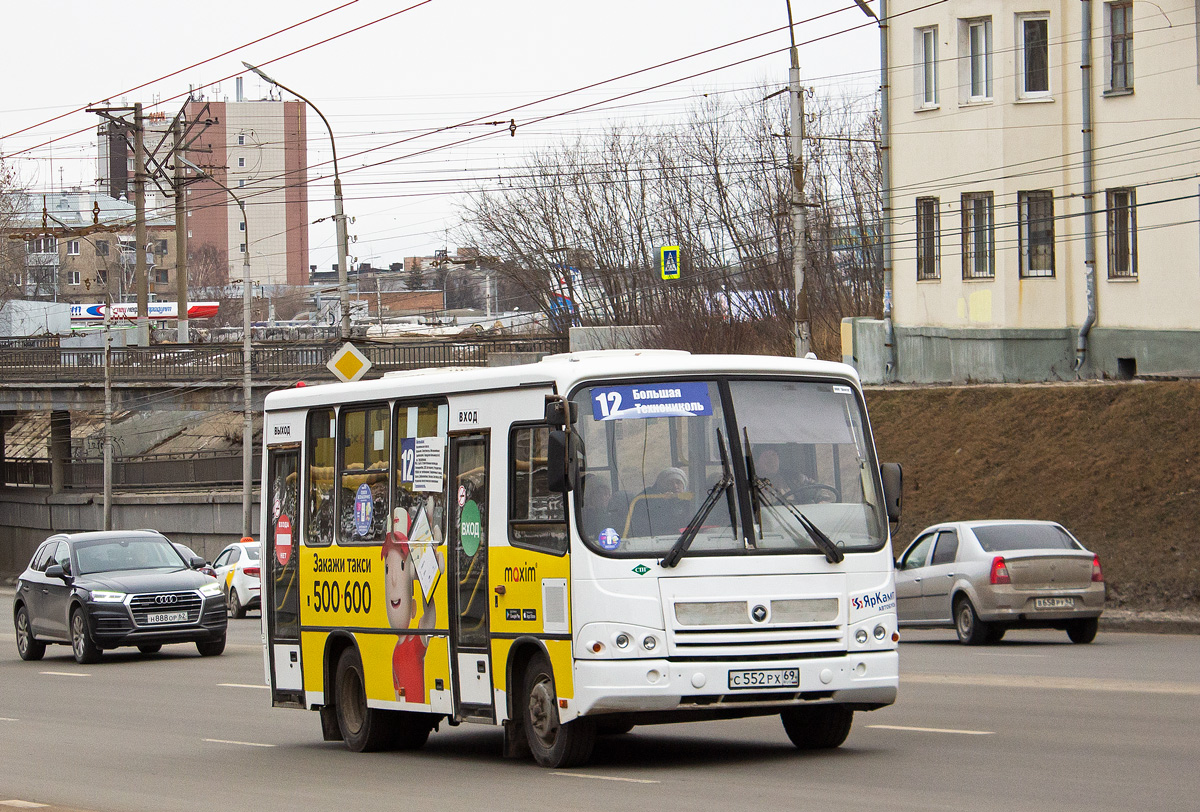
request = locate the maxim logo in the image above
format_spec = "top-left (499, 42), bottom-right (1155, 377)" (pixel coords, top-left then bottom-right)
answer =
top-left (504, 564), bottom-right (538, 583)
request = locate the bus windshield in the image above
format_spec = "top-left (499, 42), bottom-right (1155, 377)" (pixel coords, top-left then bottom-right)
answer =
top-left (572, 377), bottom-right (887, 559)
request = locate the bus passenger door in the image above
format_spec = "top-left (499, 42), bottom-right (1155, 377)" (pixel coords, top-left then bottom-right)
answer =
top-left (264, 446), bottom-right (304, 708)
top-left (448, 433), bottom-right (494, 721)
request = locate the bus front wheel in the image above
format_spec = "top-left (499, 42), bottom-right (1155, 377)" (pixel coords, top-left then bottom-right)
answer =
top-left (523, 652), bottom-right (596, 768)
top-left (334, 648), bottom-right (392, 752)
top-left (781, 705), bottom-right (853, 750)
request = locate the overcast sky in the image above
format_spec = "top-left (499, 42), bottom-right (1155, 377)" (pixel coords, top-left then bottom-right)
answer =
top-left (1, 0), bottom-right (879, 272)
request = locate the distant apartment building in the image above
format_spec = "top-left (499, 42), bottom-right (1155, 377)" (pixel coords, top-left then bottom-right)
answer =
top-left (97, 83), bottom-right (308, 288)
top-left (3, 190), bottom-right (175, 304)
top-left (882, 0), bottom-right (1200, 381)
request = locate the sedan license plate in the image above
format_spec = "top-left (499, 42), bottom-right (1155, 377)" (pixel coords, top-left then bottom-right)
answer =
top-left (145, 611), bottom-right (188, 624)
top-left (1034, 597), bottom-right (1075, 610)
top-left (728, 668), bottom-right (800, 690)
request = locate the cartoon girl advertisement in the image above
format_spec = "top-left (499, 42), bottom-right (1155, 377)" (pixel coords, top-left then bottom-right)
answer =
top-left (382, 497), bottom-right (444, 702)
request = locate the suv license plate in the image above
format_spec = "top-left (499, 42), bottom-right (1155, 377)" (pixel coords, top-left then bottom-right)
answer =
top-left (728, 668), bottom-right (800, 690)
top-left (1034, 597), bottom-right (1074, 610)
top-left (146, 611), bottom-right (188, 624)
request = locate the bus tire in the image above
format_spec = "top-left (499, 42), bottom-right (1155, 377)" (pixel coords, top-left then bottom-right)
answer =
top-left (522, 651), bottom-right (595, 768)
top-left (335, 647), bottom-right (391, 752)
top-left (392, 712), bottom-right (436, 750)
top-left (781, 705), bottom-right (853, 750)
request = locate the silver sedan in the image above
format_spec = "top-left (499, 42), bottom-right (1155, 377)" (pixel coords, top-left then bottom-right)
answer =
top-left (894, 520), bottom-right (1105, 644)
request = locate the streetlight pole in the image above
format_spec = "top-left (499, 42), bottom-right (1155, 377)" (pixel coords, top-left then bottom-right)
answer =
top-left (242, 62), bottom-right (351, 340)
top-left (179, 156), bottom-right (255, 538)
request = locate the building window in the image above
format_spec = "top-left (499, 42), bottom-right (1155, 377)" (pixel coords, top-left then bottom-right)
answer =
top-left (961, 17), bottom-right (993, 101)
top-left (1018, 14), bottom-right (1050, 97)
top-left (95, 239), bottom-right (109, 256)
top-left (238, 157), bottom-right (246, 168)
top-left (240, 243), bottom-right (246, 254)
top-left (67, 240), bottom-right (80, 256)
top-left (155, 268), bottom-right (169, 284)
top-left (67, 270), bottom-right (80, 286)
top-left (916, 197), bottom-right (941, 280)
top-left (961, 192), bottom-right (994, 279)
top-left (239, 221), bottom-right (246, 232)
top-left (98, 270), bottom-right (108, 284)
top-left (915, 26), bottom-right (939, 108)
top-left (237, 134), bottom-right (246, 146)
top-left (1108, 2), bottom-right (1133, 92)
top-left (1018, 191), bottom-right (1055, 278)
top-left (238, 179), bottom-right (246, 188)
top-left (154, 239), bottom-right (168, 255)
top-left (1107, 188), bottom-right (1137, 278)
top-left (26, 237), bottom-right (57, 254)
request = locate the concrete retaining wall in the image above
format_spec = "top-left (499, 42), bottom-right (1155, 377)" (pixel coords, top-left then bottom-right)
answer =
top-left (0, 488), bottom-right (259, 579)
top-left (842, 319), bottom-right (1200, 384)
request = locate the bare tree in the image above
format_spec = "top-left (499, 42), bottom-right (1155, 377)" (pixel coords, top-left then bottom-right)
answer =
top-left (459, 86), bottom-right (881, 358)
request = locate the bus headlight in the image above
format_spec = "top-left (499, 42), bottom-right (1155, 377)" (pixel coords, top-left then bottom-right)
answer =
top-left (614, 633), bottom-right (631, 649)
top-left (874, 624), bottom-right (887, 641)
top-left (642, 636), bottom-right (657, 651)
top-left (855, 628), bottom-right (869, 644)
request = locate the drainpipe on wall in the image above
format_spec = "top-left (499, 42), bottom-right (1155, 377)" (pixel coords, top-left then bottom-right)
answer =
top-left (1076, 0), bottom-right (1097, 374)
top-left (879, 0), bottom-right (896, 381)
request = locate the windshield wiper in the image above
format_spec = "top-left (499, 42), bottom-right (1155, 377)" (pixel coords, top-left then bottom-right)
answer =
top-left (743, 429), bottom-right (844, 565)
top-left (660, 429), bottom-right (736, 569)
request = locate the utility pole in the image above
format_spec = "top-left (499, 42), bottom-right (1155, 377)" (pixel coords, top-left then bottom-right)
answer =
top-left (786, 2), bottom-right (811, 358)
top-left (103, 295), bottom-right (113, 530)
top-left (174, 116), bottom-right (189, 343)
top-left (133, 103), bottom-right (150, 347)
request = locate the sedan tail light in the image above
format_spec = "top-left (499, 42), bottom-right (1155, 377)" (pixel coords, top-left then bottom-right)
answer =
top-left (989, 556), bottom-right (1011, 585)
top-left (1091, 555), bottom-right (1104, 583)
top-left (244, 566), bottom-right (261, 579)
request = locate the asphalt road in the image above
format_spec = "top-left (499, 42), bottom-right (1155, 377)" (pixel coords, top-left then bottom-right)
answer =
top-left (1, 617), bottom-right (1197, 812)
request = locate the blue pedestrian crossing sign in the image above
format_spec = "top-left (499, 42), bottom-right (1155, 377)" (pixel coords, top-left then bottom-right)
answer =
top-left (660, 245), bottom-right (681, 280)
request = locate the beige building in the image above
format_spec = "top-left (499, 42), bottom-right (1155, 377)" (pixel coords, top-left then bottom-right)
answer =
top-left (4, 190), bottom-right (176, 304)
top-left (882, 0), bottom-right (1200, 381)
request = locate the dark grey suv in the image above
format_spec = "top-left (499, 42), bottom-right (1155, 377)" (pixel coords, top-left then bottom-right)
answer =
top-left (13, 530), bottom-right (228, 663)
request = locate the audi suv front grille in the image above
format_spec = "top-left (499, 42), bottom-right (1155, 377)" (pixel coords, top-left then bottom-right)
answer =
top-left (129, 592), bottom-right (203, 625)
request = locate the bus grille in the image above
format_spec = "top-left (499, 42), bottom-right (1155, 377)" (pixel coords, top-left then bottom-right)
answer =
top-left (669, 597), bottom-right (844, 659)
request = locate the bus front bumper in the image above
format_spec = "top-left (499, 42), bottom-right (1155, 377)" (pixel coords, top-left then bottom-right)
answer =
top-left (570, 650), bottom-right (898, 718)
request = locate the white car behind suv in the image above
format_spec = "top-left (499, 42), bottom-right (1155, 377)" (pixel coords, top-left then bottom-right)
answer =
top-left (212, 538), bottom-right (261, 618)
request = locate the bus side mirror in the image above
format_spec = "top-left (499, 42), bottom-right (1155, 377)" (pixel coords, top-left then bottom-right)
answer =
top-left (547, 429), bottom-right (572, 493)
top-left (880, 463), bottom-right (902, 523)
top-left (544, 396), bottom-right (577, 428)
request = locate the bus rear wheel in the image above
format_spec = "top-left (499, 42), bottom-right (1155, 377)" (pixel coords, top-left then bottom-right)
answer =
top-left (781, 705), bottom-right (853, 750)
top-left (523, 652), bottom-right (595, 767)
top-left (335, 647), bottom-right (392, 752)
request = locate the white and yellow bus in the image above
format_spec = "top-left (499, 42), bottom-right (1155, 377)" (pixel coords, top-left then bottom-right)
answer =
top-left (260, 350), bottom-right (903, 767)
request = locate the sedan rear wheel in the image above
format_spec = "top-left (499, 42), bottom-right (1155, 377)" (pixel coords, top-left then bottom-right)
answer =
top-left (15, 606), bottom-right (46, 661)
top-left (1067, 617), bottom-right (1099, 644)
top-left (228, 587), bottom-right (246, 619)
top-left (71, 609), bottom-right (102, 664)
top-left (954, 597), bottom-right (991, 646)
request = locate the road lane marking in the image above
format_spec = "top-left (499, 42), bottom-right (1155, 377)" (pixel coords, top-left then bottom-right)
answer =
top-left (218, 683), bottom-right (271, 689)
top-left (552, 772), bottom-right (660, 784)
top-left (0, 801), bottom-right (49, 808)
top-left (203, 738), bottom-right (276, 748)
top-left (905, 673), bottom-right (1200, 695)
top-left (39, 671), bottom-right (90, 678)
top-left (0, 717), bottom-right (18, 722)
top-left (869, 724), bottom-right (994, 735)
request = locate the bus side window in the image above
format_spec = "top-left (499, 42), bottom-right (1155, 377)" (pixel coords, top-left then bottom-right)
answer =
top-left (339, 405), bottom-right (390, 544)
top-left (509, 425), bottom-right (567, 555)
top-left (306, 408), bottom-right (336, 547)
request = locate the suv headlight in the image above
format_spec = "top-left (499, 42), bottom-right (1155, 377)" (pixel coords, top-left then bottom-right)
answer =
top-left (90, 590), bottom-right (126, 603)
top-left (198, 581), bottom-right (223, 597)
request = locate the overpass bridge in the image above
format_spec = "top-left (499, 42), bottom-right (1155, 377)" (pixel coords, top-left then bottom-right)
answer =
top-left (0, 336), bottom-right (565, 492)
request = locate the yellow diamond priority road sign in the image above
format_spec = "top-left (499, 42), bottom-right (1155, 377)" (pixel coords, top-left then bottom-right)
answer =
top-left (327, 342), bottom-right (372, 382)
